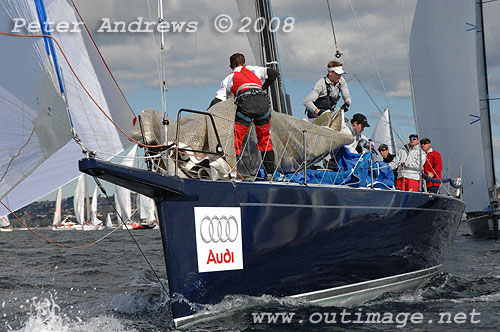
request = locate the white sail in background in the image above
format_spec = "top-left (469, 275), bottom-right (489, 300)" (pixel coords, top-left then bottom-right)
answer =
top-left (114, 146), bottom-right (138, 223)
top-left (73, 175), bottom-right (86, 225)
top-left (371, 109), bottom-right (396, 154)
top-left (410, 0), bottom-right (488, 212)
top-left (91, 186), bottom-right (103, 226)
top-left (139, 195), bottom-right (156, 223)
top-left (0, 215), bottom-right (9, 228)
top-left (52, 187), bottom-right (62, 227)
top-left (0, 0), bottom-right (135, 217)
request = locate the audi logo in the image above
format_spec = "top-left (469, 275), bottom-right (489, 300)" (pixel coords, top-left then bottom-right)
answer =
top-left (199, 215), bottom-right (239, 243)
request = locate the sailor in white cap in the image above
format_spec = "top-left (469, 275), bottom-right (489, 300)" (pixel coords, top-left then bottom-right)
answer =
top-left (303, 60), bottom-right (352, 119)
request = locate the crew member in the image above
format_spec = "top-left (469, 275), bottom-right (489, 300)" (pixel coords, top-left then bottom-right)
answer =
top-left (303, 60), bottom-right (351, 119)
top-left (389, 134), bottom-right (426, 192)
top-left (209, 53), bottom-right (280, 177)
top-left (420, 138), bottom-right (443, 193)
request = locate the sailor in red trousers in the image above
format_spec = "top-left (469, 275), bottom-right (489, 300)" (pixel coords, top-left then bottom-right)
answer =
top-left (209, 53), bottom-right (280, 177)
top-left (420, 137), bottom-right (443, 193)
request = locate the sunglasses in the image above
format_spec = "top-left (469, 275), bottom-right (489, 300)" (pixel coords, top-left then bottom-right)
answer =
top-left (379, 149), bottom-right (387, 152)
top-left (410, 137), bottom-right (418, 140)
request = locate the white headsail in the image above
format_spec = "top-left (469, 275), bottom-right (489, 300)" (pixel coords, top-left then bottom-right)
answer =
top-left (139, 195), bottom-right (156, 224)
top-left (0, 215), bottom-right (9, 228)
top-left (52, 187), bottom-right (62, 227)
top-left (0, 0), bottom-right (135, 216)
top-left (371, 109), bottom-right (396, 154)
top-left (91, 186), bottom-right (103, 226)
top-left (410, 0), bottom-right (488, 211)
top-left (114, 145), bottom-right (138, 223)
top-left (73, 174), bottom-right (85, 225)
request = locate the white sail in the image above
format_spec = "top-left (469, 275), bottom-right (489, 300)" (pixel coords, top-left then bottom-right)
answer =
top-left (0, 215), bottom-right (9, 228)
top-left (0, 0), bottom-right (135, 217)
top-left (371, 109), bottom-right (396, 154)
top-left (52, 187), bottom-right (62, 227)
top-left (139, 195), bottom-right (156, 223)
top-left (410, 0), bottom-right (488, 212)
top-left (73, 175), bottom-right (85, 225)
top-left (105, 213), bottom-right (114, 228)
top-left (114, 146), bottom-right (138, 223)
top-left (91, 186), bottom-right (103, 225)
top-left (235, 0), bottom-right (263, 66)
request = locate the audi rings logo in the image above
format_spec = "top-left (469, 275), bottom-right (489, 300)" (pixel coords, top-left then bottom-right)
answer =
top-left (200, 215), bottom-right (239, 243)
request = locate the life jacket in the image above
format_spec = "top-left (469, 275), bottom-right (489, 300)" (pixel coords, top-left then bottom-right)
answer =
top-left (231, 66), bottom-right (263, 96)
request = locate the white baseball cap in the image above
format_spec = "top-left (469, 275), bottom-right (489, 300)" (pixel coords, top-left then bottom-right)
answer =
top-left (328, 66), bottom-right (345, 74)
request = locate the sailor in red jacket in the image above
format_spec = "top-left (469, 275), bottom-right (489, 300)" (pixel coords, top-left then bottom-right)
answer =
top-left (209, 53), bottom-right (279, 178)
top-left (420, 138), bottom-right (443, 193)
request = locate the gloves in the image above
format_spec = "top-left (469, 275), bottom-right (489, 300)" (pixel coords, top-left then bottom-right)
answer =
top-left (340, 103), bottom-right (350, 112)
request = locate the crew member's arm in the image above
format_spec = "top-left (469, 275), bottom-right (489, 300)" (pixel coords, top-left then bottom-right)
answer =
top-left (338, 76), bottom-right (352, 112)
top-left (208, 74), bottom-right (231, 109)
top-left (262, 68), bottom-right (280, 90)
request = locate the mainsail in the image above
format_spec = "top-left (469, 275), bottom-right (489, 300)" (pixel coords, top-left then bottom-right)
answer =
top-left (0, 0), bottom-right (135, 216)
top-left (410, 0), bottom-right (488, 211)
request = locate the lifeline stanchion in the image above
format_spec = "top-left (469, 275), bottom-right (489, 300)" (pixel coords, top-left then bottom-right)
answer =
top-left (303, 130), bottom-right (307, 185)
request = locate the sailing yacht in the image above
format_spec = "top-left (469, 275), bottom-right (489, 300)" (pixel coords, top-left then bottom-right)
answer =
top-left (0, 0), bottom-right (466, 328)
top-left (80, 0), bottom-right (465, 327)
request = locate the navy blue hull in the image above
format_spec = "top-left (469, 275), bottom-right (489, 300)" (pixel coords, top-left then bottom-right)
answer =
top-left (79, 158), bottom-right (465, 321)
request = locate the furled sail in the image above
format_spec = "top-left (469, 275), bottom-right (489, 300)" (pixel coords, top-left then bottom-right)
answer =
top-left (410, 0), bottom-right (488, 211)
top-left (0, 0), bottom-right (135, 216)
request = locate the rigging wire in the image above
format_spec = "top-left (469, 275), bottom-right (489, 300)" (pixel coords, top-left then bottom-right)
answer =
top-left (346, 0), bottom-right (408, 147)
top-left (146, 0), bottom-right (164, 105)
top-left (400, 0), bottom-right (420, 138)
top-left (326, 0), bottom-right (342, 58)
top-left (92, 176), bottom-right (169, 294)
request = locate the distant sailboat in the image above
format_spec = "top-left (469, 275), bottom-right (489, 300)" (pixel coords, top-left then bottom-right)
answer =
top-left (74, 174), bottom-right (103, 231)
top-left (0, 214), bottom-right (12, 232)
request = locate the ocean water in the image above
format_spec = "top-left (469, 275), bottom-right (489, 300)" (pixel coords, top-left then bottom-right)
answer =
top-left (1, 222), bottom-right (500, 332)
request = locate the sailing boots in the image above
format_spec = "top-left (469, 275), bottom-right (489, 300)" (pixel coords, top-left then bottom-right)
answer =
top-left (261, 150), bottom-right (275, 179)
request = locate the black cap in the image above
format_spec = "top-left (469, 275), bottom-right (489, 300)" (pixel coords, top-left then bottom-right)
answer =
top-left (409, 134), bottom-right (418, 140)
top-left (352, 113), bottom-right (370, 127)
top-left (420, 138), bottom-right (431, 144)
top-left (378, 144), bottom-right (389, 151)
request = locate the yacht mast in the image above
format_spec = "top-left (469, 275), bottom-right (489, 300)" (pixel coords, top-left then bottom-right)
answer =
top-left (476, 0), bottom-right (498, 209)
top-left (255, 0), bottom-right (292, 115)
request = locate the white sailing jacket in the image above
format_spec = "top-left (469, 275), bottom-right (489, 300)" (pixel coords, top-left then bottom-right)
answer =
top-left (389, 144), bottom-right (426, 180)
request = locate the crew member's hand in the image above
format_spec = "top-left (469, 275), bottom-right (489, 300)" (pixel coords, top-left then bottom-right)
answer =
top-left (427, 172), bottom-right (434, 178)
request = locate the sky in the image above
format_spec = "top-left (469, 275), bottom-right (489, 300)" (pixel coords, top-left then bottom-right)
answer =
top-left (40, 0), bottom-right (500, 200)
